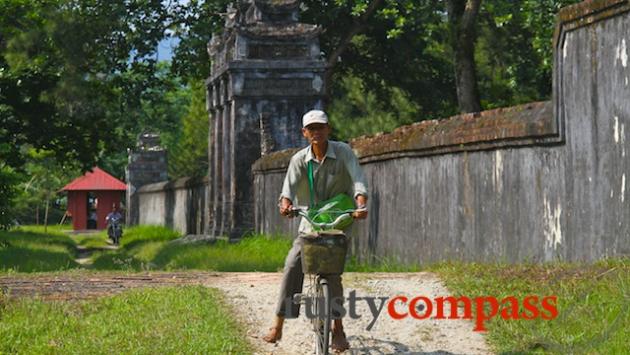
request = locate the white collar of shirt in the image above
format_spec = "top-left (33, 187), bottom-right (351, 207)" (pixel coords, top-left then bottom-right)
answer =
top-left (306, 141), bottom-right (337, 163)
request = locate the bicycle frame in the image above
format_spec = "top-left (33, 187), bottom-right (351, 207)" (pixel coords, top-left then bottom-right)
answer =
top-left (290, 206), bottom-right (362, 355)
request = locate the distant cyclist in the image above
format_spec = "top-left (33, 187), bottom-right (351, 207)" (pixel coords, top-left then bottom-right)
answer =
top-left (263, 110), bottom-right (368, 353)
top-left (105, 204), bottom-right (123, 239)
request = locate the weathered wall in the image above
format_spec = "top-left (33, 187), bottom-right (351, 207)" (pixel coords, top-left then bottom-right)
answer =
top-left (252, 0), bottom-right (630, 263)
top-left (137, 177), bottom-right (208, 236)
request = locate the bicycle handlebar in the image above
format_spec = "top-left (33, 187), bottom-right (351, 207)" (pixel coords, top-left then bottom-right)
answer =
top-left (289, 206), bottom-right (366, 230)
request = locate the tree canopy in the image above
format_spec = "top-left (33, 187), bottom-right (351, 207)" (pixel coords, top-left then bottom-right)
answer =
top-left (0, 0), bottom-right (582, 224)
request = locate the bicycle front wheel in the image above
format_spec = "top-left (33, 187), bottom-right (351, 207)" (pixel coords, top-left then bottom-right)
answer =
top-left (314, 278), bottom-right (331, 355)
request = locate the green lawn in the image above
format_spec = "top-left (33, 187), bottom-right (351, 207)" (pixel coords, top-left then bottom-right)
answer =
top-left (0, 286), bottom-right (251, 354)
top-left (90, 227), bottom-right (292, 271)
top-left (1, 225), bottom-right (423, 273)
top-left (0, 226), bottom-right (78, 272)
top-left (431, 259), bottom-right (630, 354)
top-left (89, 226), bottom-right (421, 272)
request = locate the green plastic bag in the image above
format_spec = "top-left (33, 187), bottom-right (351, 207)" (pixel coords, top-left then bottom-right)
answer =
top-left (308, 194), bottom-right (355, 231)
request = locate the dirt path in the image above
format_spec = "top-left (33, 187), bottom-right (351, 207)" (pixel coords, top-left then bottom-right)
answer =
top-left (74, 244), bottom-right (118, 265)
top-left (0, 272), bottom-right (492, 354)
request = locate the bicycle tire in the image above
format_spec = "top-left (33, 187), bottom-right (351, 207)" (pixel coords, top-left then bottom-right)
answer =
top-left (314, 278), bottom-right (331, 355)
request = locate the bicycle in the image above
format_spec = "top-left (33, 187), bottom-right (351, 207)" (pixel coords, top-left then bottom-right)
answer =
top-left (290, 206), bottom-right (365, 355)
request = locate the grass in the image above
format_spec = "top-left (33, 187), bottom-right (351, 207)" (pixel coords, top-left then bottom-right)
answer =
top-left (0, 225), bottom-right (453, 273)
top-left (0, 226), bottom-right (78, 272)
top-left (89, 227), bottom-right (421, 272)
top-left (73, 232), bottom-right (110, 249)
top-left (0, 286), bottom-right (251, 354)
top-left (91, 231), bottom-right (293, 272)
top-left (431, 259), bottom-right (630, 354)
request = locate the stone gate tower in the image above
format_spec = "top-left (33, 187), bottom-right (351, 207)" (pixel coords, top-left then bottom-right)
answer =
top-left (125, 132), bottom-right (168, 225)
top-left (206, 0), bottom-right (327, 238)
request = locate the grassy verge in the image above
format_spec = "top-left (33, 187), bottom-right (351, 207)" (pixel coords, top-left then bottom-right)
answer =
top-left (90, 227), bottom-right (422, 272)
top-left (92, 230), bottom-right (292, 272)
top-left (0, 226), bottom-right (78, 272)
top-left (0, 286), bottom-right (251, 354)
top-left (73, 232), bottom-right (110, 249)
top-left (1, 224), bottom-right (423, 272)
top-left (431, 259), bottom-right (630, 354)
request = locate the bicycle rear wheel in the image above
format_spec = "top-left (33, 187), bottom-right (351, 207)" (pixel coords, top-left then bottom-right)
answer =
top-left (313, 277), bottom-right (331, 355)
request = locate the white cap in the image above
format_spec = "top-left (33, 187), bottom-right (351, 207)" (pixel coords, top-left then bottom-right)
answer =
top-left (302, 109), bottom-right (328, 127)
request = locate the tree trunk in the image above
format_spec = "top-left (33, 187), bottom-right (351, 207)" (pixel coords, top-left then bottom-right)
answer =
top-left (324, 0), bottom-right (385, 98)
top-left (447, 0), bottom-right (482, 113)
top-left (44, 197), bottom-right (49, 233)
top-left (35, 205), bottom-right (40, 225)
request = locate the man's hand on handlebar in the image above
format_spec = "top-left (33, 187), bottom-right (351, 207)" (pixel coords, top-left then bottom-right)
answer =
top-left (353, 194), bottom-right (368, 220)
top-left (352, 208), bottom-right (368, 220)
top-left (279, 197), bottom-right (294, 218)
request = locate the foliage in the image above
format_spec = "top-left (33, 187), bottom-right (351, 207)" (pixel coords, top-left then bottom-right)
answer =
top-left (0, 0), bottom-right (587, 186)
top-left (168, 0), bottom-right (232, 81)
top-left (304, 0), bottom-right (583, 123)
top-left (13, 148), bottom-right (78, 227)
top-left (303, 0), bottom-right (458, 120)
top-left (432, 259), bottom-right (630, 354)
top-left (476, 0), bottom-right (582, 108)
top-left (0, 286), bottom-right (252, 354)
top-left (167, 80), bottom-right (209, 178)
top-left (328, 74), bottom-right (419, 141)
top-left (0, 164), bottom-right (19, 229)
top-left (0, 0), bottom-right (170, 170)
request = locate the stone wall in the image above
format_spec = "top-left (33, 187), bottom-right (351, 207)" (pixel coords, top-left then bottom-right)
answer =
top-left (136, 177), bottom-right (208, 236)
top-left (252, 0), bottom-right (630, 263)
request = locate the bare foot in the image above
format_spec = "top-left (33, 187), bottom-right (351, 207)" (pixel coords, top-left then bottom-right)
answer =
top-left (262, 327), bottom-right (282, 343)
top-left (331, 330), bottom-right (350, 352)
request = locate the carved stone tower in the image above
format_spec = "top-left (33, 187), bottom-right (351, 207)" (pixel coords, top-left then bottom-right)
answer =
top-left (206, 0), bottom-right (326, 238)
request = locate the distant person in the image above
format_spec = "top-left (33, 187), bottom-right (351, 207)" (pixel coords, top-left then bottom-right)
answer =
top-left (88, 211), bottom-right (97, 229)
top-left (106, 204), bottom-right (123, 243)
top-left (106, 204), bottom-right (122, 224)
top-left (105, 203), bottom-right (122, 229)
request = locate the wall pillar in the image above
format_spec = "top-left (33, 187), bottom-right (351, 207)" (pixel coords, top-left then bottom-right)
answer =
top-left (206, 0), bottom-right (327, 238)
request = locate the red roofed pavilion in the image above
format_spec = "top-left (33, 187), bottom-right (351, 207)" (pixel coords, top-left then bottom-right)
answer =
top-left (62, 167), bottom-right (127, 230)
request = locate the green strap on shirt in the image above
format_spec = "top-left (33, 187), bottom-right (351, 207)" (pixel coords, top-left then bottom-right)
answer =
top-left (307, 160), bottom-right (315, 208)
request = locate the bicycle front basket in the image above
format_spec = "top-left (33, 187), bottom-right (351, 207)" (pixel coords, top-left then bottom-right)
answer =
top-left (300, 232), bottom-right (348, 274)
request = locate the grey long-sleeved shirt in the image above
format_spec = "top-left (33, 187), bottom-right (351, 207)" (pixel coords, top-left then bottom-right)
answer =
top-left (280, 140), bottom-right (368, 233)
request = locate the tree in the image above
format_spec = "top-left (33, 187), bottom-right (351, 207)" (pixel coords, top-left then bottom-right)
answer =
top-left (318, 0), bottom-right (385, 95)
top-left (447, 0), bottom-right (482, 113)
top-left (328, 74), bottom-right (419, 141)
top-left (302, 0), bottom-right (458, 120)
top-left (475, 0), bottom-right (582, 107)
top-left (0, 0), bottom-right (170, 171)
top-left (166, 81), bottom-right (209, 179)
top-left (0, 164), bottom-right (19, 229)
top-left (168, 0), bottom-right (232, 81)
top-left (17, 148), bottom-right (78, 230)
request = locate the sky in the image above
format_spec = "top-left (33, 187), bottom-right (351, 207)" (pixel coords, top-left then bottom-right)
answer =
top-left (156, 36), bottom-right (181, 62)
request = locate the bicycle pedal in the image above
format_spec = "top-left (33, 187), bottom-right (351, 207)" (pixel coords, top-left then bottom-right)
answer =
top-left (293, 293), bottom-right (304, 304)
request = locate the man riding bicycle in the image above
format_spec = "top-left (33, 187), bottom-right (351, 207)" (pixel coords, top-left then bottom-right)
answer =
top-left (263, 109), bottom-right (368, 353)
top-left (105, 204), bottom-right (122, 233)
